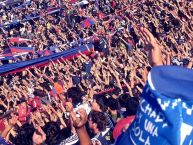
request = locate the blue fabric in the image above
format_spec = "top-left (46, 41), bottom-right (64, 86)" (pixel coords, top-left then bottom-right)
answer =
top-left (126, 43), bottom-right (132, 51)
top-left (72, 75), bottom-right (81, 85)
top-left (0, 136), bottom-right (12, 145)
top-left (0, 56), bottom-right (13, 60)
top-left (150, 66), bottom-right (193, 101)
top-left (85, 61), bottom-right (93, 74)
top-left (0, 44), bottom-right (93, 75)
top-left (116, 66), bottom-right (193, 145)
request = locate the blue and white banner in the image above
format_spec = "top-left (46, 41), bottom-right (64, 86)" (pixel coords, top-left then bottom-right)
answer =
top-left (116, 66), bottom-right (193, 145)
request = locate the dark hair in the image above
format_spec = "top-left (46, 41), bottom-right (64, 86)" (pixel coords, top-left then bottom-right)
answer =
top-left (40, 82), bottom-right (51, 89)
top-left (181, 58), bottom-right (190, 67)
top-left (125, 97), bottom-right (139, 116)
top-left (53, 77), bottom-right (58, 82)
top-left (88, 111), bottom-right (107, 132)
top-left (111, 86), bottom-right (122, 96)
top-left (0, 105), bottom-right (6, 116)
top-left (0, 95), bottom-right (6, 101)
top-left (93, 94), bottom-right (108, 112)
top-left (12, 124), bottom-right (35, 145)
top-left (18, 98), bottom-right (27, 104)
top-left (146, 66), bottom-right (152, 72)
top-left (0, 110), bottom-right (12, 120)
top-left (190, 48), bottom-right (193, 57)
top-left (34, 89), bottom-right (46, 97)
top-left (67, 87), bottom-right (83, 106)
top-left (59, 126), bottom-right (71, 140)
top-left (43, 122), bottom-right (61, 145)
top-left (107, 97), bottom-right (119, 111)
top-left (118, 93), bottom-right (130, 108)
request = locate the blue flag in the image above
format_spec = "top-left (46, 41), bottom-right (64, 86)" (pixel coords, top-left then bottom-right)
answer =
top-left (116, 66), bottom-right (193, 145)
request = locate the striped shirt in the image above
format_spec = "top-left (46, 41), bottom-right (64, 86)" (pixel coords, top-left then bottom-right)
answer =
top-left (59, 134), bottom-right (79, 145)
top-left (104, 112), bottom-right (115, 128)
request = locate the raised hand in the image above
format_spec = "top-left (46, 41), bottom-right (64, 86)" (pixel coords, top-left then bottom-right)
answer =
top-left (1, 114), bottom-right (18, 138)
top-left (71, 108), bottom-right (87, 129)
top-left (139, 27), bottom-right (159, 50)
top-left (65, 102), bottom-right (73, 113)
top-left (139, 27), bottom-right (163, 66)
top-left (56, 110), bottom-right (63, 118)
top-left (4, 115), bottom-right (18, 127)
top-left (32, 126), bottom-right (46, 145)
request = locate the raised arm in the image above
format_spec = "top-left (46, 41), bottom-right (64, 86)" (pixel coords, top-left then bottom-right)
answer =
top-left (140, 27), bottom-right (163, 66)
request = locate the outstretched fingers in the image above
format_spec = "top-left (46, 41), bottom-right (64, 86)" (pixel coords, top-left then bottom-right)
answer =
top-left (139, 27), bottom-right (150, 43)
top-left (142, 27), bottom-right (157, 44)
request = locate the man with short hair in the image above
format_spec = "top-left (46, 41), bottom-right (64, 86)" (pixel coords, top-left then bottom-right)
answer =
top-left (88, 111), bottom-right (113, 145)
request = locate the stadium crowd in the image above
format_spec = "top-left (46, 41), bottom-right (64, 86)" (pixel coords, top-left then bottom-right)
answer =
top-left (0, 0), bottom-right (193, 145)
top-left (0, 0), bottom-right (192, 64)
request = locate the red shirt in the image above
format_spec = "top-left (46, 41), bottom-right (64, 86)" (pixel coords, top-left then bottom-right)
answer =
top-left (18, 104), bottom-right (30, 122)
top-left (111, 1), bottom-right (116, 8)
top-left (28, 97), bottom-right (41, 109)
top-left (0, 120), bottom-right (5, 132)
top-left (98, 13), bottom-right (105, 19)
